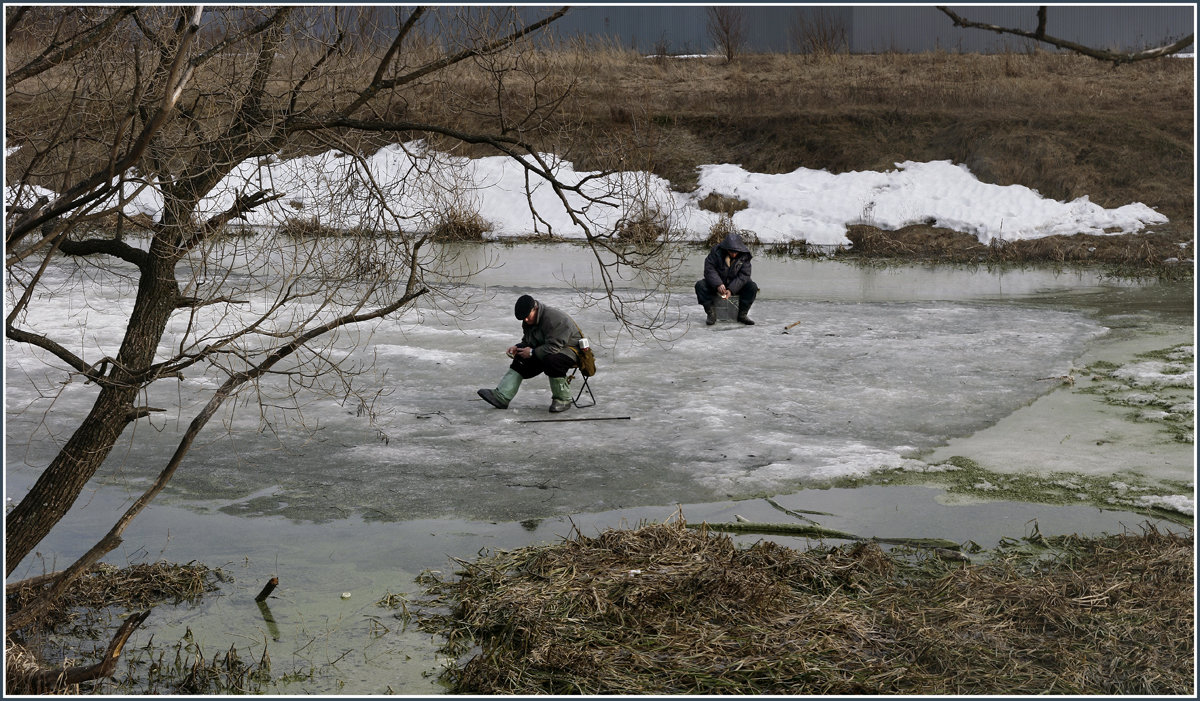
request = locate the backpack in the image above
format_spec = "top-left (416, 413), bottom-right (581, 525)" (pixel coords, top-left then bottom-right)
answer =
top-left (577, 343), bottom-right (596, 377)
top-left (572, 322), bottom-right (596, 377)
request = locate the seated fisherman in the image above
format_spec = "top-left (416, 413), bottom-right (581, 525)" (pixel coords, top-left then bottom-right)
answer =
top-left (695, 232), bottom-right (758, 325)
top-left (478, 294), bottom-right (583, 413)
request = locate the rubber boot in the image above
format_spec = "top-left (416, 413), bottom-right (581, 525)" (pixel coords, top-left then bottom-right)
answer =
top-left (703, 304), bottom-right (717, 326)
top-left (737, 302), bottom-right (755, 325)
top-left (548, 376), bottom-right (572, 413)
top-left (478, 369), bottom-right (522, 409)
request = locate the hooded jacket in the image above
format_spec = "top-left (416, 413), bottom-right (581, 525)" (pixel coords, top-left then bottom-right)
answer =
top-left (521, 303), bottom-right (583, 361)
top-left (702, 232), bottom-right (754, 295)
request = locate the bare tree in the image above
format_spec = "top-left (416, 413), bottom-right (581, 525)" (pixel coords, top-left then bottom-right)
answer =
top-left (938, 6), bottom-right (1195, 65)
top-left (706, 6), bottom-right (746, 63)
top-left (789, 9), bottom-right (849, 57)
top-left (4, 5), bottom-right (682, 681)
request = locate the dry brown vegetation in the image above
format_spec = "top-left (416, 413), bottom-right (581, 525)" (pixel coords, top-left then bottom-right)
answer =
top-left (6, 38), bottom-right (1192, 271)
top-left (5, 562), bottom-right (220, 694)
top-left (418, 519), bottom-right (1194, 695)
top-left (552, 50), bottom-right (1192, 219)
top-left (542, 49), bottom-right (1193, 274)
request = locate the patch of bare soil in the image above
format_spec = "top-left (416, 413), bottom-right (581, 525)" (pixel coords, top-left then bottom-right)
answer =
top-left (417, 519), bottom-right (1194, 695)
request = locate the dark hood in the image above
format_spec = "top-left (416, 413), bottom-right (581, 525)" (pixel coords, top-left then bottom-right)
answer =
top-left (718, 232), bottom-right (752, 256)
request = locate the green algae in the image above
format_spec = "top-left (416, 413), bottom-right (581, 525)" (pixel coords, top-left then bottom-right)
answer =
top-left (1076, 342), bottom-right (1194, 444)
top-left (835, 456), bottom-right (1193, 526)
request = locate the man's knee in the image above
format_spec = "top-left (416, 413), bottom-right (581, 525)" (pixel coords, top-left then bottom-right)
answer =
top-left (738, 281), bottom-right (759, 303)
top-left (510, 357), bottom-right (543, 379)
top-left (543, 352), bottom-right (577, 378)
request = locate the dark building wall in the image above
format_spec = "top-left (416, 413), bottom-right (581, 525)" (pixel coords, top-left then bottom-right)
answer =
top-left (517, 5), bottom-right (1193, 55)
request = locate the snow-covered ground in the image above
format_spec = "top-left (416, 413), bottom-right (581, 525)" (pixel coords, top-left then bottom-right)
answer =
top-left (6, 142), bottom-right (1172, 247)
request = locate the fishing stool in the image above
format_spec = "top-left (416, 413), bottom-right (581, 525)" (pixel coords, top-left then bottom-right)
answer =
top-left (569, 371), bottom-right (596, 408)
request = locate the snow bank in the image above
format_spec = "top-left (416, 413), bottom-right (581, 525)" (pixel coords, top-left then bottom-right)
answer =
top-left (5, 143), bottom-right (1169, 247)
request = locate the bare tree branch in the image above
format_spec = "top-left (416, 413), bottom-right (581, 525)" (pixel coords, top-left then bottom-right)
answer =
top-left (7, 610), bottom-right (151, 692)
top-left (5, 6), bottom-right (30, 43)
top-left (4, 6), bottom-right (677, 631)
top-left (5, 7), bottom-right (137, 85)
top-left (342, 6), bottom-right (569, 115)
top-left (6, 275), bottom-right (429, 633)
top-left (938, 6), bottom-right (1194, 65)
top-left (5, 7), bottom-right (204, 249)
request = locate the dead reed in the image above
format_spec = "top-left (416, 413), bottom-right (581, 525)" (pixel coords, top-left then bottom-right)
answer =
top-left (430, 209), bottom-right (491, 242)
top-left (417, 519), bottom-right (1194, 695)
top-left (6, 561), bottom-right (219, 633)
top-left (6, 562), bottom-right (224, 694)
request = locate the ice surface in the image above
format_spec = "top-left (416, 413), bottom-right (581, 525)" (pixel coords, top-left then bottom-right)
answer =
top-left (7, 248), bottom-right (1141, 525)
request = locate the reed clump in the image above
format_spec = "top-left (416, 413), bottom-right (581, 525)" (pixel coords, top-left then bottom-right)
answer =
top-left (6, 562), bottom-right (219, 633)
top-left (430, 210), bottom-right (491, 242)
top-left (417, 519), bottom-right (1193, 695)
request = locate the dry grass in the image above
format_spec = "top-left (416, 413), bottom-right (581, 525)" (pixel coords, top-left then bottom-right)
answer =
top-left (703, 214), bottom-right (759, 249)
top-left (614, 208), bottom-right (673, 245)
top-left (696, 192), bottom-right (748, 215)
top-left (7, 30), bottom-right (1191, 267)
top-left (6, 561), bottom-right (219, 634)
top-left (839, 223), bottom-right (1194, 278)
top-left (556, 50), bottom-right (1193, 238)
top-left (417, 519), bottom-right (1194, 695)
top-left (6, 562), bottom-right (224, 694)
top-left (430, 209), bottom-right (491, 242)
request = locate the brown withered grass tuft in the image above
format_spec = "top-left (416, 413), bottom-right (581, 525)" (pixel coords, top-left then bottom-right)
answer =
top-left (417, 519), bottom-right (1193, 695)
top-left (6, 561), bottom-right (219, 633)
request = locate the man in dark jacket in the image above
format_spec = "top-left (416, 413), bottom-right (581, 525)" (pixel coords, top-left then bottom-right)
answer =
top-left (478, 294), bottom-right (583, 413)
top-left (695, 232), bottom-right (758, 325)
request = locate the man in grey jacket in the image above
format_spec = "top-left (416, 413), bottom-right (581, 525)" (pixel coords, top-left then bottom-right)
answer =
top-left (478, 295), bottom-right (583, 413)
top-left (695, 232), bottom-right (758, 325)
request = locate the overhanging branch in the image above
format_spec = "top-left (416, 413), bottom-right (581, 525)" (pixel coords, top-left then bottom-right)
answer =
top-left (5, 281), bottom-right (431, 635)
top-left (937, 6), bottom-right (1194, 65)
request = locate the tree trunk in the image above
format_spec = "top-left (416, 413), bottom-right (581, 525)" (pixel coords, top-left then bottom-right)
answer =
top-left (6, 255), bottom-right (179, 576)
top-left (6, 389), bottom-right (133, 575)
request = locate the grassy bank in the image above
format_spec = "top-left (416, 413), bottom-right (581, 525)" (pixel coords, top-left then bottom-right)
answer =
top-left (385, 49), bottom-right (1194, 274)
top-left (552, 50), bottom-right (1193, 226)
top-left (9, 47), bottom-right (1192, 272)
top-left (566, 50), bottom-right (1193, 275)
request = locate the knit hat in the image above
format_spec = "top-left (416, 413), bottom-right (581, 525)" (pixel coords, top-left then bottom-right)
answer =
top-left (514, 294), bottom-right (536, 320)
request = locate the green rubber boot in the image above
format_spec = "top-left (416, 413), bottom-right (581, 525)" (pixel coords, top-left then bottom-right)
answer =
top-left (548, 376), bottom-right (572, 413)
top-left (478, 369), bottom-right (522, 409)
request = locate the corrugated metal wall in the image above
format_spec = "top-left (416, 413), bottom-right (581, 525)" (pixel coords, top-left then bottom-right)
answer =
top-left (520, 5), bottom-right (1193, 55)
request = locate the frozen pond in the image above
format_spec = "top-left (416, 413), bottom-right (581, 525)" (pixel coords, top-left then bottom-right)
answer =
top-left (4, 243), bottom-right (1194, 693)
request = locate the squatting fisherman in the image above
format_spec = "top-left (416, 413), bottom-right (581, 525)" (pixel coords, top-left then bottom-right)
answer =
top-left (695, 232), bottom-right (758, 325)
top-left (478, 295), bottom-right (585, 413)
